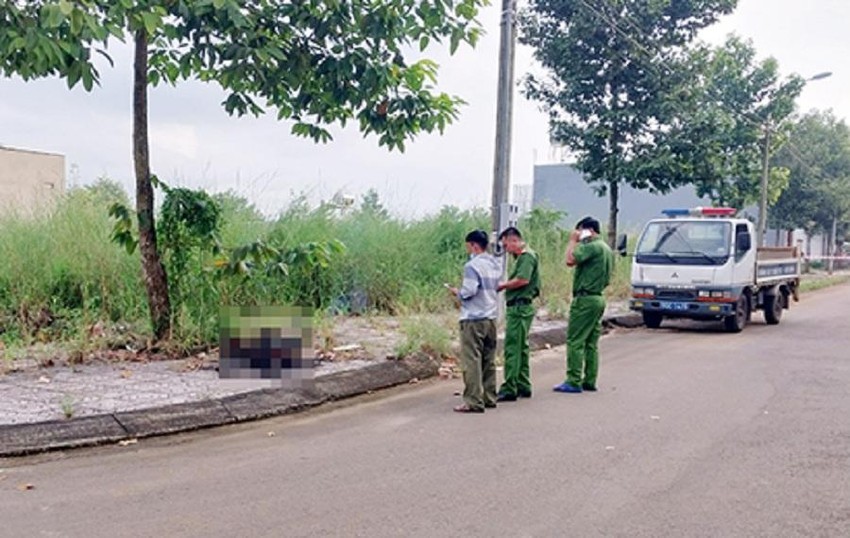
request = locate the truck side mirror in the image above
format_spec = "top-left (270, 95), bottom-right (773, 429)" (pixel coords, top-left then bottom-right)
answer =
top-left (736, 232), bottom-right (752, 253)
top-left (616, 234), bottom-right (628, 256)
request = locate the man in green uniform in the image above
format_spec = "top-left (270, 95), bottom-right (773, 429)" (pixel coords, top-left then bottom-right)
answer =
top-left (554, 217), bottom-right (614, 393)
top-left (496, 227), bottom-right (541, 401)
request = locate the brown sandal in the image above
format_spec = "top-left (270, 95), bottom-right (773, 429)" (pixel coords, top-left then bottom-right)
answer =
top-left (453, 404), bottom-right (485, 414)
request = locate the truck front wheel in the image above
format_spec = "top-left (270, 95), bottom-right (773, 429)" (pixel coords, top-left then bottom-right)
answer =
top-left (764, 293), bottom-right (783, 325)
top-left (724, 295), bottom-right (750, 333)
top-left (643, 311), bottom-right (663, 329)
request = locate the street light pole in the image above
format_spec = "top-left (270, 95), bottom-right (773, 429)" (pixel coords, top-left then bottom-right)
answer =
top-left (757, 125), bottom-right (772, 247)
top-left (756, 71), bottom-right (832, 247)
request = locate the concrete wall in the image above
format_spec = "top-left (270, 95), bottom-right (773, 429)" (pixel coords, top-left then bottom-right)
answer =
top-left (532, 163), bottom-right (713, 233)
top-left (0, 146), bottom-right (65, 216)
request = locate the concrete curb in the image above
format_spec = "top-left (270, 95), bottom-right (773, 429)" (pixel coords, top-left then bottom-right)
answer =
top-left (0, 354), bottom-right (440, 457)
top-left (0, 313), bottom-right (644, 457)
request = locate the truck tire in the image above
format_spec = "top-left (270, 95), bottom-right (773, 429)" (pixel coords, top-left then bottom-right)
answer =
top-left (724, 295), bottom-right (749, 333)
top-left (643, 311), bottom-right (663, 329)
top-left (764, 293), bottom-right (783, 325)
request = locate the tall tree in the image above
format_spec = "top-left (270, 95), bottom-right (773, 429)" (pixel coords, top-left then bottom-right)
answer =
top-left (772, 110), bottom-right (850, 245)
top-left (662, 36), bottom-right (803, 210)
top-left (0, 0), bottom-right (485, 339)
top-left (520, 0), bottom-right (736, 247)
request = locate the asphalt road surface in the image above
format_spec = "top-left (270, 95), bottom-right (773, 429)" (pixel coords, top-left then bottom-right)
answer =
top-left (2, 285), bottom-right (849, 538)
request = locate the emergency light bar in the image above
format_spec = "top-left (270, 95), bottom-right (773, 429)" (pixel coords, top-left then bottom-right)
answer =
top-left (661, 207), bottom-right (737, 218)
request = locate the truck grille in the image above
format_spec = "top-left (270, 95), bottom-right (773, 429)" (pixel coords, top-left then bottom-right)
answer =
top-left (656, 289), bottom-right (697, 300)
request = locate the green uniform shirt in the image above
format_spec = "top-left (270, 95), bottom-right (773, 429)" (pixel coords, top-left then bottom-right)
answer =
top-left (573, 237), bottom-right (614, 295)
top-left (506, 249), bottom-right (541, 302)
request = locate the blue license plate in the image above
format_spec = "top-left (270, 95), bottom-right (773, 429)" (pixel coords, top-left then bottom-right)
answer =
top-left (661, 301), bottom-right (688, 311)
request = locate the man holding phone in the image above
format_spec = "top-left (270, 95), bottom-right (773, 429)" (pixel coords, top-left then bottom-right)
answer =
top-left (447, 230), bottom-right (502, 413)
top-left (554, 216), bottom-right (614, 393)
top-left (496, 227), bottom-right (540, 401)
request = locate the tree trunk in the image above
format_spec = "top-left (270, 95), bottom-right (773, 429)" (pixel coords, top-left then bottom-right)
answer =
top-left (607, 180), bottom-right (619, 249)
top-left (134, 30), bottom-right (171, 340)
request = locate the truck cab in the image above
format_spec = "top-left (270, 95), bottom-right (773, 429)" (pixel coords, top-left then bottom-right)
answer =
top-left (629, 207), bottom-right (801, 332)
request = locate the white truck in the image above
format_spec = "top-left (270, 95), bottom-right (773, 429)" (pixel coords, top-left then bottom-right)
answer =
top-left (626, 207), bottom-right (802, 332)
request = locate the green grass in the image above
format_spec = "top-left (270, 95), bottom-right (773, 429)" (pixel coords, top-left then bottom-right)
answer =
top-left (800, 273), bottom-right (850, 293)
top-left (0, 182), bottom-right (635, 351)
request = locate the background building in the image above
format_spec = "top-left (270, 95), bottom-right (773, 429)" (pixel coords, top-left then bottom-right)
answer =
top-left (531, 162), bottom-right (829, 259)
top-left (532, 163), bottom-right (713, 232)
top-left (511, 183), bottom-right (533, 217)
top-left (0, 145), bottom-right (65, 216)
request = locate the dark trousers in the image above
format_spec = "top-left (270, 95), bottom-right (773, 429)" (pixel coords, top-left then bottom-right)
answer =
top-left (459, 319), bottom-right (498, 410)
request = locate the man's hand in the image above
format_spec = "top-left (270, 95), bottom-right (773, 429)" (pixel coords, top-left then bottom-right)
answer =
top-left (569, 229), bottom-right (581, 242)
top-left (447, 286), bottom-right (460, 296)
top-left (496, 282), bottom-right (506, 292)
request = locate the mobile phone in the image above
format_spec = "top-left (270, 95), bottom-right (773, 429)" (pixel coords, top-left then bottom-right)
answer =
top-left (443, 283), bottom-right (452, 289)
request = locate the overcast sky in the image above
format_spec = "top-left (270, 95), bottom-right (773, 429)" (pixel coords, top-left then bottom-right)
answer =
top-left (1, 0), bottom-right (847, 217)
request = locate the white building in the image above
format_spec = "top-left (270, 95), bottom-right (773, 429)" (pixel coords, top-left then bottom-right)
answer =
top-left (0, 145), bottom-right (65, 216)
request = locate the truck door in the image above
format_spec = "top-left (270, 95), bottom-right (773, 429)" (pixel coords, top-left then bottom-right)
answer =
top-left (733, 223), bottom-right (755, 287)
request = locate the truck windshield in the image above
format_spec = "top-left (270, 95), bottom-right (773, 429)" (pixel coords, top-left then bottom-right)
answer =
top-left (636, 221), bottom-right (731, 266)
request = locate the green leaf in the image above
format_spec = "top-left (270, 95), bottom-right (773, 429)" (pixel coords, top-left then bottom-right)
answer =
top-left (140, 12), bottom-right (161, 36)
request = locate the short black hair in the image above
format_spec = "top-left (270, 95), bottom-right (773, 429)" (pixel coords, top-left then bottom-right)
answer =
top-left (498, 226), bottom-right (523, 240)
top-left (465, 229), bottom-right (489, 249)
top-left (575, 217), bottom-right (600, 235)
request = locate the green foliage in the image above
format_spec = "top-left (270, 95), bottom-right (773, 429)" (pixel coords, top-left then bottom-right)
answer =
top-left (520, 0), bottom-right (737, 245)
top-left (663, 36), bottom-right (804, 208)
top-left (359, 188), bottom-right (390, 220)
top-left (772, 111), bottom-right (850, 233)
top-left (0, 179), bottom-right (641, 347)
top-left (0, 0), bottom-right (487, 150)
top-left (1, 0), bottom-right (489, 340)
top-left (0, 184), bottom-right (147, 347)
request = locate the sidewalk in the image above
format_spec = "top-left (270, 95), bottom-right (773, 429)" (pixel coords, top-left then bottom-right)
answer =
top-left (0, 303), bottom-right (639, 456)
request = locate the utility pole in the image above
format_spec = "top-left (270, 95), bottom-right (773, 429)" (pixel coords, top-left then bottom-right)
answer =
top-left (757, 124), bottom-right (771, 247)
top-left (490, 0), bottom-right (518, 325)
top-left (490, 0), bottom-right (517, 253)
top-left (829, 215), bottom-right (837, 275)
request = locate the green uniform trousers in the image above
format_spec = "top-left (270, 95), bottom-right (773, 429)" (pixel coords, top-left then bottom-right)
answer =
top-left (460, 319), bottom-right (498, 410)
top-left (566, 295), bottom-right (606, 387)
top-left (500, 304), bottom-right (535, 396)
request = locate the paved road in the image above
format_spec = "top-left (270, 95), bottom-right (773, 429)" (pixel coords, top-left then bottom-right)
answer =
top-left (2, 285), bottom-right (849, 538)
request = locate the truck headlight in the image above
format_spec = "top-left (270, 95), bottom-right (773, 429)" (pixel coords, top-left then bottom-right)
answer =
top-left (633, 287), bottom-right (654, 297)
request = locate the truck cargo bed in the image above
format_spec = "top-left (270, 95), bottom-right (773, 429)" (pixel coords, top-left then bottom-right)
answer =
top-left (756, 247), bottom-right (801, 286)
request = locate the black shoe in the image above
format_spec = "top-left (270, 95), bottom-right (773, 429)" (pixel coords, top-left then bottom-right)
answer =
top-left (496, 392), bottom-right (517, 402)
top-left (484, 402), bottom-right (497, 409)
top-left (581, 384), bottom-right (597, 392)
top-left (518, 390), bottom-right (532, 399)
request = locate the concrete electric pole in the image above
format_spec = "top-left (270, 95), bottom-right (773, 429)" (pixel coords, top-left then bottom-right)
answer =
top-left (490, 0), bottom-right (518, 253)
top-left (490, 0), bottom-right (518, 325)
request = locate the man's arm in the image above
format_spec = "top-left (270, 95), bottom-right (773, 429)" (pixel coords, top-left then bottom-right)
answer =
top-left (566, 230), bottom-right (581, 267)
top-left (498, 252), bottom-right (532, 292)
top-left (456, 264), bottom-right (481, 300)
top-left (497, 278), bottom-right (529, 292)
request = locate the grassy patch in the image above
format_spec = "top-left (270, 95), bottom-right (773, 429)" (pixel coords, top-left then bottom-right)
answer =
top-left (800, 273), bottom-right (850, 293)
top-left (394, 316), bottom-right (454, 359)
